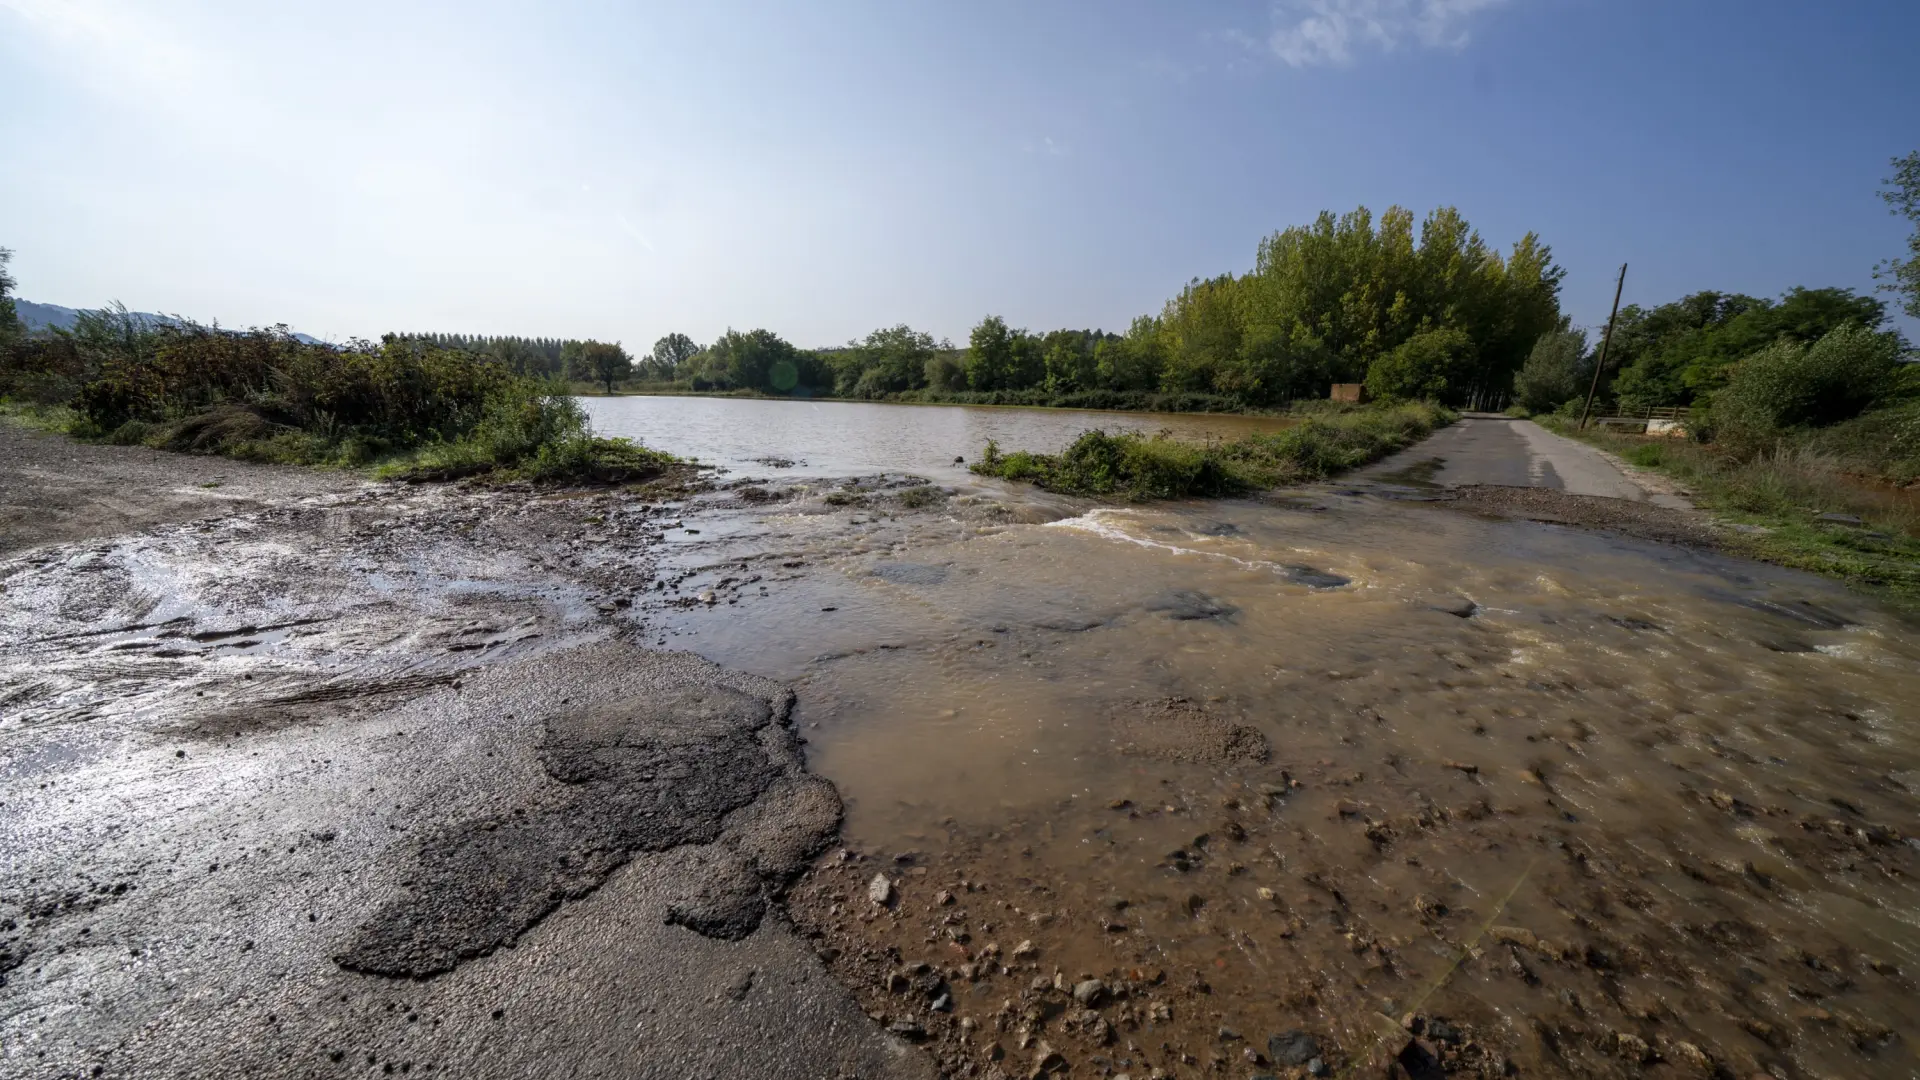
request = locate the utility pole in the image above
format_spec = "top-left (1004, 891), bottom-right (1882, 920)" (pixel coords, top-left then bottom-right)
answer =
top-left (1579, 263), bottom-right (1628, 431)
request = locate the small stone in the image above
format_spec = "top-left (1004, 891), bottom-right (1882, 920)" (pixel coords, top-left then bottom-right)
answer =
top-left (884, 971), bottom-right (908, 994)
top-left (1031, 1040), bottom-right (1067, 1077)
top-left (1256, 887), bottom-right (1276, 902)
top-left (1441, 760), bottom-right (1478, 774)
top-left (1072, 979), bottom-right (1106, 1006)
top-left (1268, 1031), bottom-right (1320, 1067)
top-left (1217, 1025), bottom-right (1241, 1041)
top-left (1613, 1032), bottom-right (1652, 1062)
top-left (1306, 1057), bottom-right (1329, 1076)
top-left (697, 590), bottom-right (717, 604)
top-left (931, 992), bottom-right (952, 1012)
top-left (868, 874), bottom-right (893, 905)
top-left (1816, 512), bottom-right (1863, 525)
top-left (1182, 894), bottom-right (1205, 916)
top-left (935, 889), bottom-right (955, 906)
top-left (1011, 939), bottom-right (1037, 959)
top-left (1490, 925), bottom-right (1542, 952)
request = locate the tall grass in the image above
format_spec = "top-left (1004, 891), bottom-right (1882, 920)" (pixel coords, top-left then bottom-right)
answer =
top-left (1547, 418), bottom-right (1920, 602)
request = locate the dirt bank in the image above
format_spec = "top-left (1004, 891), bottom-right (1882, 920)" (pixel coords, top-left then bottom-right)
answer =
top-left (0, 421), bottom-right (363, 555)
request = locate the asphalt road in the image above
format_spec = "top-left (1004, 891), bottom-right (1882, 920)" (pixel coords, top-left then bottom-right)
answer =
top-left (0, 425), bottom-right (937, 1080)
top-left (1361, 413), bottom-right (1689, 507)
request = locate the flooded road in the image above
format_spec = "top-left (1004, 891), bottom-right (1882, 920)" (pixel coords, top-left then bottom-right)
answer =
top-left (641, 466), bottom-right (1920, 1080)
top-left (580, 394), bottom-right (1293, 481)
top-left (3, 405), bottom-right (1916, 1080)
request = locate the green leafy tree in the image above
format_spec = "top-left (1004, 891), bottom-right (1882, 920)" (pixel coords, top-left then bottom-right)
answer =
top-left (1608, 288), bottom-right (1886, 409)
top-left (832, 324), bottom-right (938, 397)
top-left (1366, 326), bottom-right (1472, 402)
top-left (702, 328), bottom-right (827, 395)
top-left (0, 247), bottom-right (20, 352)
top-left (964, 316), bottom-right (1018, 391)
top-left (649, 332), bottom-right (700, 379)
top-left (1877, 150), bottom-right (1920, 320)
top-left (1512, 321), bottom-right (1589, 413)
top-left (581, 340), bottom-right (631, 394)
top-left (923, 352), bottom-right (966, 391)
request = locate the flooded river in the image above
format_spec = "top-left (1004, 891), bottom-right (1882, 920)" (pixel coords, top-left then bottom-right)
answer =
top-left (580, 394), bottom-right (1292, 481)
top-left (614, 398), bottom-right (1920, 1079)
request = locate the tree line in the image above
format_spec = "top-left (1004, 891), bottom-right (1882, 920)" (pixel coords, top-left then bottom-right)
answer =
top-left (617, 204), bottom-right (1567, 410)
top-left (6, 152), bottom-right (1916, 424)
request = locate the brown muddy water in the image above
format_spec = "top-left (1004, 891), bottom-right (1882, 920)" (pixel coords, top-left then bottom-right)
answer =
top-left (580, 395), bottom-right (1293, 480)
top-left (635, 456), bottom-right (1920, 1079)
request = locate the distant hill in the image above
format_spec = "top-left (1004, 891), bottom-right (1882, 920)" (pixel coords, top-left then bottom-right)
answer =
top-left (16, 299), bottom-right (325, 345)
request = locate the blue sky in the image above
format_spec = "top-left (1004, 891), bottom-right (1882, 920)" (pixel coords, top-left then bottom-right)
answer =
top-left (2, 0), bottom-right (1915, 348)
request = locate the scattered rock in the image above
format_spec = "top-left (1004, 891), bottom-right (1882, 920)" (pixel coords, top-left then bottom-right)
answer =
top-left (1282, 566), bottom-right (1350, 589)
top-left (872, 562), bottom-right (950, 586)
top-left (1430, 597), bottom-right (1477, 618)
top-left (1011, 939), bottom-right (1037, 959)
top-left (1071, 979), bottom-right (1106, 1006)
top-left (1816, 512), bottom-right (1863, 525)
top-left (1268, 1031), bottom-right (1320, 1067)
top-left (1144, 590), bottom-right (1238, 622)
top-left (868, 873), bottom-right (893, 905)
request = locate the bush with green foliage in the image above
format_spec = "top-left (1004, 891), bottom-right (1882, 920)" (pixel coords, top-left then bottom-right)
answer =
top-left (0, 306), bottom-right (672, 481)
top-left (970, 403), bottom-right (1451, 500)
top-left (1710, 323), bottom-right (1900, 454)
top-left (1513, 323), bottom-right (1589, 414)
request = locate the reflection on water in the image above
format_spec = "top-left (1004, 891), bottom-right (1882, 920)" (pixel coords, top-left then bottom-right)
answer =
top-left (646, 481), bottom-right (1920, 1078)
top-left (579, 394), bottom-right (1292, 481)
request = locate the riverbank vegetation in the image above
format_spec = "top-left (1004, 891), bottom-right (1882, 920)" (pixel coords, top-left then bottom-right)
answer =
top-left (970, 402), bottom-right (1452, 500)
top-left (0, 273), bottom-right (671, 484)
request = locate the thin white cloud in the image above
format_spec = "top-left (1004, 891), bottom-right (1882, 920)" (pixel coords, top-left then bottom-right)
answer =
top-left (1267, 0), bottom-right (1508, 67)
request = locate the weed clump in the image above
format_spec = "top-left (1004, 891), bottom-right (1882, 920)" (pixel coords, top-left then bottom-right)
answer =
top-left (971, 402), bottom-right (1451, 500)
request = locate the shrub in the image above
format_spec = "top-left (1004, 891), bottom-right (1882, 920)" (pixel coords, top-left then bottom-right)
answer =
top-left (971, 403), bottom-right (1452, 500)
top-left (1712, 323), bottom-right (1899, 454)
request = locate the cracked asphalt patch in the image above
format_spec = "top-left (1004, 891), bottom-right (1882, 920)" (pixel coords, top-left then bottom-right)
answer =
top-left (338, 684), bottom-right (806, 977)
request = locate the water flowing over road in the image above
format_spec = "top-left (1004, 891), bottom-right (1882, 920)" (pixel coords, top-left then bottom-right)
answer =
top-left (3, 403), bottom-right (1914, 1080)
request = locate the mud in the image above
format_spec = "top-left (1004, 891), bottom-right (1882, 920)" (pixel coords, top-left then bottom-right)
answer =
top-left (0, 443), bottom-right (939, 1079)
top-left (1441, 484), bottom-right (1726, 549)
top-left (633, 479), bottom-right (1920, 1080)
top-left (0, 422), bottom-right (360, 554)
top-left (8, 413), bottom-right (1920, 1080)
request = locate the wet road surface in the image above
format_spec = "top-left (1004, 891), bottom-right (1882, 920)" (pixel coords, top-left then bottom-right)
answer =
top-left (0, 449), bottom-right (938, 1080)
top-left (1362, 414), bottom-right (1688, 507)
